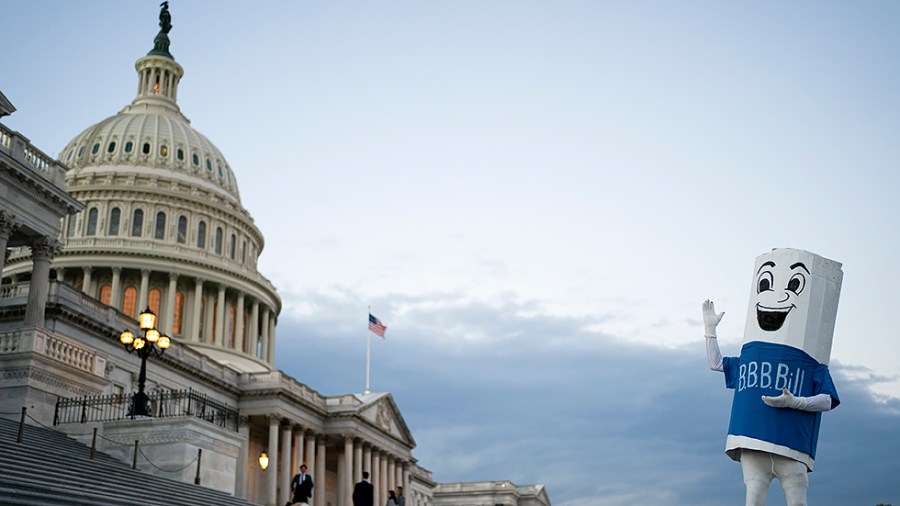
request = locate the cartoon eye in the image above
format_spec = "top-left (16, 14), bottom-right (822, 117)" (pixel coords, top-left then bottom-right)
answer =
top-left (787, 272), bottom-right (806, 295)
top-left (757, 271), bottom-right (774, 293)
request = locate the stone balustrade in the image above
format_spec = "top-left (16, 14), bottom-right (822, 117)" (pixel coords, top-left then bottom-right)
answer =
top-left (0, 327), bottom-right (106, 377)
top-left (0, 122), bottom-right (69, 187)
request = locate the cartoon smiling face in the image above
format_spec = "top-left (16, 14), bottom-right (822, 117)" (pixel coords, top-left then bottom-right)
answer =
top-left (754, 259), bottom-right (809, 332)
top-left (743, 248), bottom-right (843, 365)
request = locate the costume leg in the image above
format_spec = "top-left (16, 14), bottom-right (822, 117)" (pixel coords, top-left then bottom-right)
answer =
top-left (773, 454), bottom-right (809, 506)
top-left (741, 450), bottom-right (775, 506)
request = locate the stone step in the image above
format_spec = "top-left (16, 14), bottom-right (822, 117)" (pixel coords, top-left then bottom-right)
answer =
top-left (0, 415), bottom-right (256, 506)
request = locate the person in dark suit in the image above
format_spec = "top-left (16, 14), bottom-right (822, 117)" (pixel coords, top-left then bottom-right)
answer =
top-left (353, 471), bottom-right (374, 506)
top-left (290, 464), bottom-right (314, 505)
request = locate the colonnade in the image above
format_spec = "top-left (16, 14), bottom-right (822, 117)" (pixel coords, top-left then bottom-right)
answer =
top-left (239, 416), bottom-right (412, 506)
top-left (0, 211), bottom-right (58, 328)
top-left (70, 264), bottom-right (277, 364)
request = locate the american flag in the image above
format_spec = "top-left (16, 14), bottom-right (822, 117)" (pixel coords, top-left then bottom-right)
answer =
top-left (368, 313), bottom-right (387, 338)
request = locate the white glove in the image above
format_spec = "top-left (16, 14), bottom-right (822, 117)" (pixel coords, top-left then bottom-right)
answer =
top-left (762, 388), bottom-right (809, 410)
top-left (762, 388), bottom-right (834, 412)
top-left (702, 299), bottom-right (725, 338)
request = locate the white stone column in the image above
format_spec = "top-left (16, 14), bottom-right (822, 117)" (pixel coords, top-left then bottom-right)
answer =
top-left (372, 450), bottom-right (381, 506)
top-left (235, 292), bottom-right (245, 352)
top-left (215, 285), bottom-right (226, 345)
top-left (388, 457), bottom-right (396, 495)
top-left (250, 300), bottom-right (260, 357)
top-left (138, 269), bottom-right (150, 311)
top-left (0, 212), bottom-right (16, 275)
top-left (236, 418), bottom-right (250, 498)
top-left (260, 306), bottom-right (271, 361)
top-left (279, 423), bottom-right (292, 506)
top-left (354, 440), bottom-right (363, 484)
top-left (267, 313), bottom-right (277, 365)
top-left (82, 266), bottom-right (93, 296)
top-left (204, 292), bottom-right (215, 343)
top-left (315, 437), bottom-right (326, 506)
top-left (305, 433), bottom-right (316, 503)
top-left (110, 267), bottom-right (122, 310)
top-left (191, 278), bottom-right (203, 342)
top-left (165, 272), bottom-right (178, 332)
top-left (24, 237), bottom-right (56, 327)
top-left (402, 464), bottom-right (410, 503)
top-left (267, 416), bottom-right (280, 506)
top-left (292, 426), bottom-right (302, 473)
top-left (343, 436), bottom-right (354, 506)
top-left (363, 445), bottom-right (372, 481)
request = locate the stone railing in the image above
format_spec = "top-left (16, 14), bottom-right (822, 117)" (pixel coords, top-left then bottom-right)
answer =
top-left (0, 281), bottom-right (30, 300)
top-left (0, 327), bottom-right (106, 377)
top-left (0, 122), bottom-right (69, 188)
top-left (239, 370), bottom-right (327, 409)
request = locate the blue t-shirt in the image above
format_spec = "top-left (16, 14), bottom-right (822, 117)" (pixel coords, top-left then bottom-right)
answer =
top-left (723, 341), bottom-right (840, 459)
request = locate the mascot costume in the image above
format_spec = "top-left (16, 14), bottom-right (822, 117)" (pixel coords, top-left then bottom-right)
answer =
top-left (704, 248), bottom-right (842, 506)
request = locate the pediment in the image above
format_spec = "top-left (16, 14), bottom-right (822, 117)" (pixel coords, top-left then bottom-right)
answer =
top-left (357, 393), bottom-right (415, 446)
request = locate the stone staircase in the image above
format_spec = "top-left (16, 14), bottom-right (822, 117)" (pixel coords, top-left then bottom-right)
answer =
top-left (0, 415), bottom-right (258, 505)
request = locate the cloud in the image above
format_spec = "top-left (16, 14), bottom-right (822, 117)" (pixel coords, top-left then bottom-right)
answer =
top-left (274, 288), bottom-right (900, 506)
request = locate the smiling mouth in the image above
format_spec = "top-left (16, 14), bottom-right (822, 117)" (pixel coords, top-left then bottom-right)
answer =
top-left (756, 304), bottom-right (794, 331)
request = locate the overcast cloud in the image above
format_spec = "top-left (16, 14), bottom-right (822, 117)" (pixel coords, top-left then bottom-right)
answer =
top-left (275, 289), bottom-right (900, 506)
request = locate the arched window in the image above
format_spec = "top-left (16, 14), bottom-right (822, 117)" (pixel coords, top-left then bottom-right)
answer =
top-left (241, 241), bottom-right (247, 263)
top-left (108, 207), bottom-right (121, 236)
top-left (99, 284), bottom-right (112, 305)
top-left (66, 215), bottom-right (77, 237)
top-left (229, 233), bottom-right (236, 259)
top-left (197, 221), bottom-right (206, 249)
top-left (173, 291), bottom-right (185, 335)
top-left (123, 286), bottom-right (137, 318)
top-left (148, 288), bottom-right (161, 316)
top-left (215, 227), bottom-right (223, 255)
top-left (86, 208), bottom-right (98, 236)
top-left (155, 212), bottom-right (166, 240)
top-left (132, 209), bottom-right (144, 236)
top-left (177, 216), bottom-right (188, 244)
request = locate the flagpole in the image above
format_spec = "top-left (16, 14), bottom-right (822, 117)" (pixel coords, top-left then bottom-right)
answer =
top-left (365, 306), bottom-right (371, 394)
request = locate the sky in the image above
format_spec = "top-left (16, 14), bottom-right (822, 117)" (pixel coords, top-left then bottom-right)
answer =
top-left (3, 1), bottom-right (900, 505)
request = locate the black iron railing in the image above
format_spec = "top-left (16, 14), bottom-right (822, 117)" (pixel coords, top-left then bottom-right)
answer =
top-left (53, 388), bottom-right (240, 432)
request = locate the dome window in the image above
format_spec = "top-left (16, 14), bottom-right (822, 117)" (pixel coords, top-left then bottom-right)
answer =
top-left (192, 153), bottom-right (199, 166)
top-left (160, 145), bottom-right (169, 157)
top-left (142, 142), bottom-right (151, 155)
top-left (91, 143), bottom-right (100, 155)
top-left (217, 164), bottom-right (223, 178)
top-left (108, 207), bottom-right (121, 236)
top-left (131, 209), bottom-right (144, 237)
top-left (177, 148), bottom-right (185, 161)
top-left (107, 141), bottom-right (116, 153)
top-left (177, 216), bottom-right (187, 244)
top-left (155, 211), bottom-right (167, 240)
top-left (197, 221), bottom-right (207, 249)
top-left (215, 227), bottom-right (223, 255)
top-left (66, 150), bottom-right (73, 161)
top-left (125, 141), bottom-right (134, 153)
top-left (86, 208), bottom-right (98, 236)
top-left (77, 145), bottom-right (84, 157)
top-left (206, 158), bottom-right (212, 172)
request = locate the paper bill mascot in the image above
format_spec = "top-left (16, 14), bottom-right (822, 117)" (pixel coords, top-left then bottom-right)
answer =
top-left (704, 248), bottom-right (842, 506)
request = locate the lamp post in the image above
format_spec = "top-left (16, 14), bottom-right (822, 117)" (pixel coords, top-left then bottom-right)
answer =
top-left (119, 307), bottom-right (171, 417)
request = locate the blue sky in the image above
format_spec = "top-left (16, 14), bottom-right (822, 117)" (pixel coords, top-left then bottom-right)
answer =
top-left (3, 1), bottom-right (899, 505)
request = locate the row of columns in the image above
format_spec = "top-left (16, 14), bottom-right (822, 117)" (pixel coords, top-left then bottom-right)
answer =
top-left (0, 211), bottom-right (58, 328)
top-left (239, 416), bottom-right (411, 506)
top-left (137, 60), bottom-right (181, 101)
top-left (75, 265), bottom-right (277, 364)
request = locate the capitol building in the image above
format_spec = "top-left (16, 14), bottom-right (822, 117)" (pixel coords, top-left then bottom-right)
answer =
top-left (0, 6), bottom-right (550, 506)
